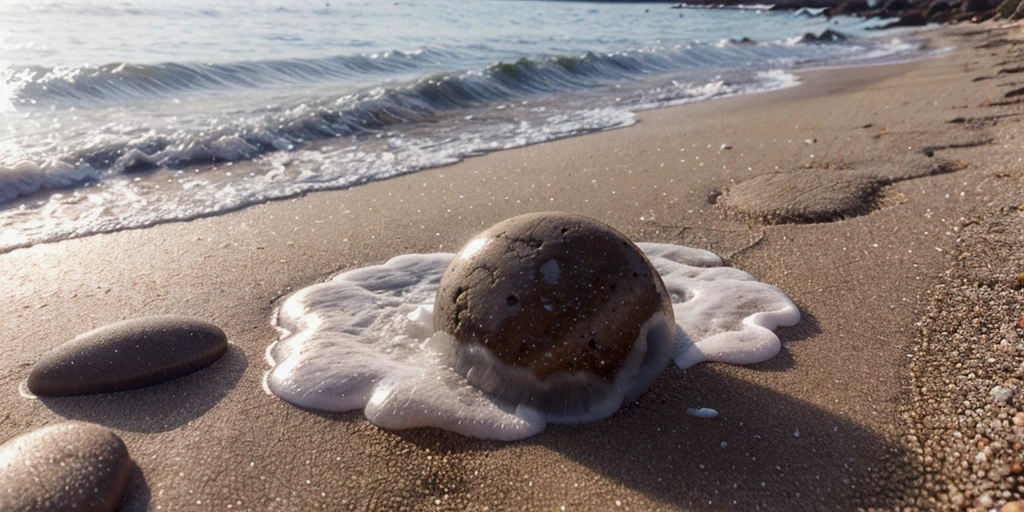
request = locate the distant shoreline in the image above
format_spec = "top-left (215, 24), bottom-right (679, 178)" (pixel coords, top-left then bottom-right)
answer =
top-left (577, 0), bottom-right (1024, 28)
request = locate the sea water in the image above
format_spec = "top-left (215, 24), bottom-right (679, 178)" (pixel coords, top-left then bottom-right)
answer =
top-left (0, 0), bottom-right (930, 252)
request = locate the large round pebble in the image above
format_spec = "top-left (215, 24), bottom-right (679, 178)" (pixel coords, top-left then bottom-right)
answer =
top-left (0, 422), bottom-right (133, 512)
top-left (434, 212), bottom-right (674, 381)
top-left (27, 316), bottom-right (228, 397)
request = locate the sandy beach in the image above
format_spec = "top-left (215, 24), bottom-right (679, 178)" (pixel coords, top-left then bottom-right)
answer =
top-left (2, 22), bottom-right (1023, 511)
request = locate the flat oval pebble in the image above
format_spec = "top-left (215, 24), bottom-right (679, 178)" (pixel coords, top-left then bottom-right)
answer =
top-left (0, 422), bottom-right (133, 512)
top-left (27, 316), bottom-right (228, 397)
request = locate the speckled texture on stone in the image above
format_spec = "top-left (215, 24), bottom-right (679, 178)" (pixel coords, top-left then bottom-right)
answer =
top-left (27, 316), bottom-right (228, 397)
top-left (0, 422), bottom-right (133, 512)
top-left (433, 212), bottom-right (673, 381)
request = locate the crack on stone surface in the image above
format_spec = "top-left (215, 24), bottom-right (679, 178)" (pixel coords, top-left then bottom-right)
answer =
top-left (450, 266), bottom-right (498, 333)
top-left (452, 286), bottom-right (468, 331)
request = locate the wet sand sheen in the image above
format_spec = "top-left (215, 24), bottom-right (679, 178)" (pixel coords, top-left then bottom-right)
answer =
top-left (1, 23), bottom-right (1023, 510)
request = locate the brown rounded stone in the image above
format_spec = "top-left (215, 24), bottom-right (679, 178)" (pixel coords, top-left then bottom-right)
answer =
top-left (434, 212), bottom-right (674, 382)
top-left (0, 422), bottom-right (133, 512)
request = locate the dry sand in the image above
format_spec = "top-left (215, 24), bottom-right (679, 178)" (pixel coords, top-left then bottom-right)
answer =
top-left (1, 22), bottom-right (1023, 511)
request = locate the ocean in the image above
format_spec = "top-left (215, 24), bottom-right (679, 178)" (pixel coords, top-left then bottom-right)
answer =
top-left (0, 0), bottom-right (933, 253)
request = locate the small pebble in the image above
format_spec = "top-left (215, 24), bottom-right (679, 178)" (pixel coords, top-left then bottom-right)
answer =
top-left (1001, 500), bottom-right (1024, 512)
top-left (977, 494), bottom-right (994, 508)
top-left (0, 422), bottom-right (133, 511)
top-left (27, 316), bottom-right (228, 396)
top-left (991, 385), bottom-right (1013, 405)
top-left (1013, 412), bottom-right (1024, 427)
top-left (686, 407), bottom-right (719, 418)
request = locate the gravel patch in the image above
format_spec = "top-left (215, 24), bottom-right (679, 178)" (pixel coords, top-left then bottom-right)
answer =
top-left (898, 203), bottom-right (1024, 510)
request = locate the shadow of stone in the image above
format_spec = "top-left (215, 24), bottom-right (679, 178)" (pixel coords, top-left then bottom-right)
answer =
top-left (535, 365), bottom-right (911, 510)
top-left (747, 309), bottom-right (822, 372)
top-left (370, 360), bottom-right (911, 509)
top-left (37, 345), bottom-right (247, 433)
top-left (752, 345), bottom-right (796, 373)
top-left (118, 464), bottom-right (151, 512)
top-left (380, 307), bottom-right (820, 451)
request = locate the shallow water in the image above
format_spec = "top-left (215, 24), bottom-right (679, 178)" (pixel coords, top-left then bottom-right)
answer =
top-left (0, 0), bottom-right (932, 251)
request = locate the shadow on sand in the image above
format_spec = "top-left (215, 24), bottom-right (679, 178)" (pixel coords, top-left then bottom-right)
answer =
top-left (746, 309), bottom-right (822, 373)
top-left (392, 362), bottom-right (910, 509)
top-left (384, 307), bottom-right (907, 509)
top-left (118, 464), bottom-right (152, 512)
top-left (536, 365), bottom-right (908, 510)
top-left (36, 345), bottom-right (248, 433)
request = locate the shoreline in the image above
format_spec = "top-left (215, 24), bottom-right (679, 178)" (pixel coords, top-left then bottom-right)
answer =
top-left (0, 24), bottom-right (937, 257)
top-left (1, 22), bottom-right (1022, 510)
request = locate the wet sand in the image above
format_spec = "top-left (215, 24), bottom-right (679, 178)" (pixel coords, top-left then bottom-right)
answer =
top-left (1, 22), bottom-right (1023, 511)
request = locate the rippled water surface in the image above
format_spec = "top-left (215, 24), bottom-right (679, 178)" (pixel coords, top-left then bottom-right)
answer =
top-left (0, 0), bottom-right (928, 251)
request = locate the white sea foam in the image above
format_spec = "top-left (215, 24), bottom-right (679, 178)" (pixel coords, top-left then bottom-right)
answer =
top-left (265, 243), bottom-right (799, 440)
top-left (641, 242), bottom-right (801, 368)
top-left (633, 69), bottom-right (801, 111)
top-left (0, 64), bottom-right (16, 113)
top-left (0, 160), bottom-right (99, 204)
top-left (0, 106), bottom-right (637, 252)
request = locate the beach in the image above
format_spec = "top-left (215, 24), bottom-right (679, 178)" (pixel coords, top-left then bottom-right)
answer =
top-left (1, 20), bottom-right (1023, 511)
